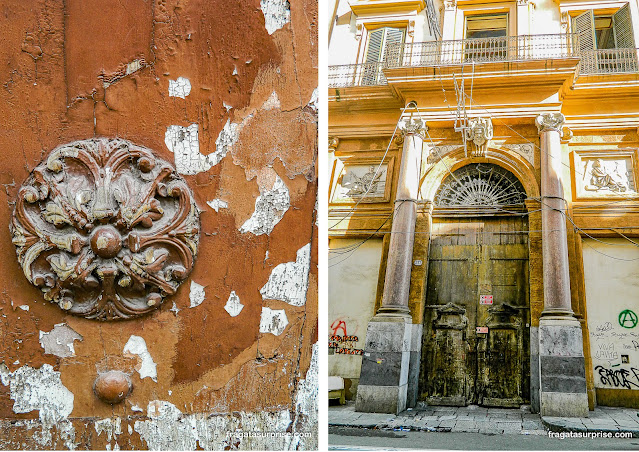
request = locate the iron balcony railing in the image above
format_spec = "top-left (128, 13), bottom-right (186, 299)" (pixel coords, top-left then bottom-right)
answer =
top-left (328, 34), bottom-right (639, 88)
top-left (328, 62), bottom-right (388, 88)
top-left (581, 48), bottom-right (639, 74)
top-left (385, 34), bottom-right (579, 67)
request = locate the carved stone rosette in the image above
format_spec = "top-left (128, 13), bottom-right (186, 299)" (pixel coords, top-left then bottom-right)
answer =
top-left (465, 117), bottom-right (493, 157)
top-left (535, 113), bottom-right (565, 135)
top-left (10, 138), bottom-right (200, 321)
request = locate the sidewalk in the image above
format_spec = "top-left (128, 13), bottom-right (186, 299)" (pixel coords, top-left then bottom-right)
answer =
top-left (329, 402), bottom-right (639, 437)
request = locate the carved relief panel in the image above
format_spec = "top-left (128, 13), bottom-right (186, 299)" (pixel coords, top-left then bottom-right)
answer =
top-left (571, 150), bottom-right (638, 199)
top-left (330, 156), bottom-right (394, 204)
top-left (10, 138), bottom-right (200, 321)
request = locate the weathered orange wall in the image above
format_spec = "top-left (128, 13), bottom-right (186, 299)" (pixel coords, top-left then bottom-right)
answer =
top-left (0, 0), bottom-right (317, 449)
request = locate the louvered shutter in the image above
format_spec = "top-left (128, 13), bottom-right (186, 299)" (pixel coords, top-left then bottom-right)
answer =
top-left (573, 10), bottom-right (595, 51)
top-left (362, 28), bottom-right (385, 85)
top-left (383, 27), bottom-right (405, 67)
top-left (364, 28), bottom-right (385, 64)
top-left (613, 4), bottom-right (635, 48)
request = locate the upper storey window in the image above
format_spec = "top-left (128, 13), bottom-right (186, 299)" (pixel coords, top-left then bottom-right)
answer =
top-left (573, 4), bottom-right (637, 73)
top-left (465, 14), bottom-right (508, 40)
top-left (364, 27), bottom-right (406, 64)
top-left (573, 4), bottom-right (635, 51)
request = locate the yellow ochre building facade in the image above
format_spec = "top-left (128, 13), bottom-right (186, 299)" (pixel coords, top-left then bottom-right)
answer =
top-left (328, 0), bottom-right (639, 417)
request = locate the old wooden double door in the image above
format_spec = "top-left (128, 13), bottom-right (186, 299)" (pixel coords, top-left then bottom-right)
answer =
top-left (419, 216), bottom-right (530, 407)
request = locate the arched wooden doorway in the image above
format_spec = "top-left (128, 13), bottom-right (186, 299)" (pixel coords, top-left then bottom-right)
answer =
top-left (419, 163), bottom-right (531, 407)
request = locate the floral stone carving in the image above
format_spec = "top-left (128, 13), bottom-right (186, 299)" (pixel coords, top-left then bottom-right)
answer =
top-left (10, 138), bottom-right (200, 320)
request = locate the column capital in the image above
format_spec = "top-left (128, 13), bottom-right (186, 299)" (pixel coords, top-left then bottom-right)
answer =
top-left (535, 113), bottom-right (565, 135)
top-left (399, 118), bottom-right (428, 139)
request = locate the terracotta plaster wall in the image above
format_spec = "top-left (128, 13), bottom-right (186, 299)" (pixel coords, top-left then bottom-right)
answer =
top-left (0, 0), bottom-right (317, 449)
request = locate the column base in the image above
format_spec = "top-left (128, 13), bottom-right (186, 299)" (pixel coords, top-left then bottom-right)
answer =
top-left (538, 316), bottom-right (589, 418)
top-left (355, 317), bottom-right (412, 414)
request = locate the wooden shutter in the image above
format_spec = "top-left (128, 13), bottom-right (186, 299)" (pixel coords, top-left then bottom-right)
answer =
top-left (364, 28), bottom-right (385, 64)
top-left (613, 4), bottom-right (635, 48)
top-left (573, 10), bottom-right (595, 51)
top-left (383, 27), bottom-right (405, 66)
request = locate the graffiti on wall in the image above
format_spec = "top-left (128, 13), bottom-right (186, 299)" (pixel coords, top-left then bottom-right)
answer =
top-left (329, 320), bottom-right (364, 356)
top-left (590, 310), bottom-right (639, 390)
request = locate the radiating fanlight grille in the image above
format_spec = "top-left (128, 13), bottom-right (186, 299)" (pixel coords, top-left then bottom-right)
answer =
top-left (434, 163), bottom-right (527, 207)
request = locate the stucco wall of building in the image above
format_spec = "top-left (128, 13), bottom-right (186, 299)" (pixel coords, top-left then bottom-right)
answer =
top-left (0, 0), bottom-right (318, 449)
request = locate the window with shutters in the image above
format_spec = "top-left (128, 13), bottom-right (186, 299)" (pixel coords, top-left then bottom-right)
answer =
top-left (361, 27), bottom-right (405, 85)
top-left (464, 14), bottom-right (509, 62)
top-left (572, 4), bottom-right (638, 73)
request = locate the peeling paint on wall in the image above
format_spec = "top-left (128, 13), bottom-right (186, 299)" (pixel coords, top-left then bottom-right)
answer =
top-left (122, 336), bottom-right (157, 382)
top-left (189, 281), bottom-right (206, 308)
top-left (262, 91), bottom-right (281, 110)
top-left (224, 291), bottom-right (244, 317)
top-left (134, 400), bottom-right (296, 450)
top-left (260, 0), bottom-right (291, 35)
top-left (308, 88), bottom-right (318, 112)
top-left (259, 307), bottom-right (289, 336)
top-left (0, 364), bottom-right (74, 423)
top-left (164, 121), bottom-right (238, 175)
top-left (206, 199), bottom-right (228, 212)
top-left (240, 175), bottom-right (290, 235)
top-left (168, 77), bottom-right (192, 98)
top-left (260, 243), bottom-right (311, 306)
top-left (39, 324), bottom-right (83, 358)
top-left (95, 417), bottom-right (122, 450)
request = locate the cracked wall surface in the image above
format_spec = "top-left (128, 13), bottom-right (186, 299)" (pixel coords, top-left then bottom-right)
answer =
top-left (0, 0), bottom-right (317, 449)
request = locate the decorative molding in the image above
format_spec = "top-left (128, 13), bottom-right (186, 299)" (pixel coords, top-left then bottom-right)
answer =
top-left (408, 20), bottom-right (416, 38)
top-left (571, 150), bottom-right (637, 200)
top-left (444, 0), bottom-right (456, 11)
top-left (561, 127), bottom-right (573, 143)
top-left (330, 156), bottom-right (395, 204)
top-left (329, 136), bottom-right (340, 153)
top-left (399, 117), bottom-right (428, 139)
top-left (355, 24), bottom-right (363, 41)
top-left (465, 117), bottom-right (493, 158)
top-left (426, 144), bottom-right (460, 164)
top-left (10, 138), bottom-right (200, 320)
top-left (516, 0), bottom-right (529, 6)
top-left (535, 113), bottom-right (565, 135)
top-left (560, 12), bottom-right (570, 31)
top-left (503, 143), bottom-right (535, 166)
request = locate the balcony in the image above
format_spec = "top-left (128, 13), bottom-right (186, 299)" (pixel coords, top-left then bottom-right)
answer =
top-left (328, 34), bottom-right (639, 89)
top-left (580, 48), bottom-right (639, 74)
top-left (385, 34), bottom-right (578, 67)
top-left (328, 63), bottom-right (388, 88)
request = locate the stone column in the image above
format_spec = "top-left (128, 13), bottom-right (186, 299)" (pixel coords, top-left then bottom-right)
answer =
top-left (535, 113), bottom-right (589, 417)
top-left (355, 118), bottom-right (427, 414)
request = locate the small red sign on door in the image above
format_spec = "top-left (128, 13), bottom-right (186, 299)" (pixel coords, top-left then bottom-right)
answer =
top-left (480, 295), bottom-right (493, 305)
top-left (476, 326), bottom-right (489, 334)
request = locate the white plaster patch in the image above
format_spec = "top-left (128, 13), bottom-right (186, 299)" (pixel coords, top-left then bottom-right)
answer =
top-left (232, 65), bottom-right (238, 76)
top-left (131, 404), bottom-right (143, 412)
top-left (224, 291), bottom-right (244, 317)
top-left (18, 305), bottom-right (29, 311)
top-left (260, 0), bottom-right (291, 35)
top-left (291, 342), bottom-right (318, 448)
top-left (260, 243), bottom-right (311, 306)
top-left (206, 199), bottom-right (229, 212)
top-left (134, 401), bottom-right (295, 450)
top-left (123, 336), bottom-right (157, 382)
top-left (0, 364), bottom-right (74, 424)
top-left (223, 101), bottom-right (233, 111)
top-left (259, 307), bottom-right (289, 336)
top-left (39, 324), bottom-right (83, 358)
top-left (308, 88), bottom-right (318, 113)
top-left (239, 175), bottom-right (290, 236)
top-left (168, 77), bottom-right (192, 98)
top-left (189, 281), bottom-right (206, 308)
top-left (262, 91), bottom-right (281, 110)
top-left (95, 417), bottom-right (122, 443)
top-left (164, 121), bottom-right (238, 175)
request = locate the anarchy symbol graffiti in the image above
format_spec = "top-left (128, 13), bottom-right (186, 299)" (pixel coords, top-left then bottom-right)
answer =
top-left (619, 309), bottom-right (638, 329)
